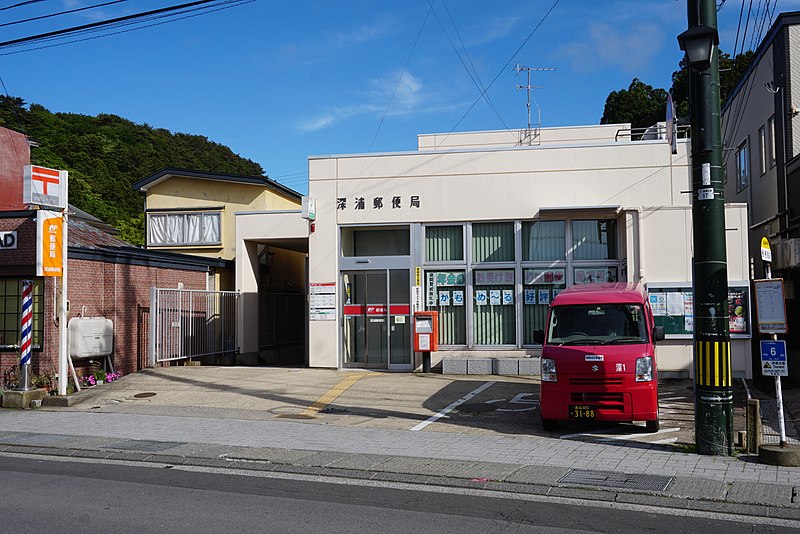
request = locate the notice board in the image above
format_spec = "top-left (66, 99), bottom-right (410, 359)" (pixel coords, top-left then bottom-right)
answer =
top-left (646, 284), bottom-right (750, 338)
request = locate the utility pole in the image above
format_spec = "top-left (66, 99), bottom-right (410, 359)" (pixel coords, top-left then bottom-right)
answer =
top-left (514, 65), bottom-right (555, 143)
top-left (679, 0), bottom-right (734, 455)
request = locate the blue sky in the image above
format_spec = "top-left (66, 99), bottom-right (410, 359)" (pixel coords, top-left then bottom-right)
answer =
top-left (0, 0), bottom-right (793, 194)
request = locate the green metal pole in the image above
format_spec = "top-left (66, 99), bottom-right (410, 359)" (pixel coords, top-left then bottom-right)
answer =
top-left (687, 0), bottom-right (734, 455)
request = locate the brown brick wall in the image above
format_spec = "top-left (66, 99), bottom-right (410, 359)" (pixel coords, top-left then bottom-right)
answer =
top-left (0, 216), bottom-right (36, 274)
top-left (1, 256), bottom-right (207, 386)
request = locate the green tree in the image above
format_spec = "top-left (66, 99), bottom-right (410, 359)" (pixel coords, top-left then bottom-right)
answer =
top-left (670, 50), bottom-right (754, 118)
top-left (600, 78), bottom-right (668, 130)
top-left (0, 97), bottom-right (268, 247)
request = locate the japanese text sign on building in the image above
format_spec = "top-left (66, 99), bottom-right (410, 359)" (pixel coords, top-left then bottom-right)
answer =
top-left (24, 165), bottom-right (68, 210)
top-left (336, 195), bottom-right (420, 210)
top-left (36, 210), bottom-right (63, 277)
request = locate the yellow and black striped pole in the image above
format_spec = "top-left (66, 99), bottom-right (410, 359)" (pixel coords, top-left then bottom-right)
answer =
top-left (680, 0), bottom-right (734, 455)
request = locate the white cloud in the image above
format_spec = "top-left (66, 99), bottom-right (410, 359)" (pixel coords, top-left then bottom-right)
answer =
top-left (296, 69), bottom-right (453, 133)
top-left (466, 16), bottom-right (520, 47)
top-left (557, 22), bottom-right (663, 72)
top-left (329, 22), bottom-right (390, 46)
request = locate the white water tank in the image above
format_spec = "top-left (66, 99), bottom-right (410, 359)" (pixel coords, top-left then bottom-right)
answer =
top-left (69, 317), bottom-right (113, 359)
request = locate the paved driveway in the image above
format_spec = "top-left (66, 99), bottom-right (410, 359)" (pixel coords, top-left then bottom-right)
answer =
top-left (44, 367), bottom-right (748, 450)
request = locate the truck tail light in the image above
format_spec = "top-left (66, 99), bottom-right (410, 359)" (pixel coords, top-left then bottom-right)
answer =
top-left (635, 356), bottom-right (653, 382)
top-left (541, 357), bottom-right (557, 382)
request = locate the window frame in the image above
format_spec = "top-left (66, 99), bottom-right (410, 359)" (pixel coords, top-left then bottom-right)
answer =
top-left (759, 125), bottom-right (767, 176)
top-left (422, 216), bottom-right (623, 349)
top-left (735, 138), bottom-right (750, 193)
top-left (147, 211), bottom-right (222, 247)
top-left (767, 115), bottom-right (776, 168)
top-left (0, 278), bottom-right (44, 352)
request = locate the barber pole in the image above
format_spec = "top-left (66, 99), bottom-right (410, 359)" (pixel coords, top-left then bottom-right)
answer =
top-left (18, 280), bottom-right (33, 390)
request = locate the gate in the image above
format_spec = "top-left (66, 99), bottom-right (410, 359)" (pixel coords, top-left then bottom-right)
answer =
top-left (149, 287), bottom-right (238, 365)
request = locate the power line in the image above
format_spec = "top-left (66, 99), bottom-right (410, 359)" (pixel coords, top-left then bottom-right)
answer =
top-left (0, 0), bottom-right (45, 12)
top-left (434, 0), bottom-right (512, 132)
top-left (0, 0), bottom-right (129, 29)
top-left (435, 0), bottom-right (560, 148)
top-left (0, 0), bottom-right (231, 49)
top-left (0, 0), bottom-right (253, 55)
top-left (368, 1), bottom-right (433, 152)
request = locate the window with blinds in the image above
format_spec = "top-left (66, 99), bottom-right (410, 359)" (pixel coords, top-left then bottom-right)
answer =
top-left (472, 222), bottom-right (514, 262)
top-left (523, 220), bottom-right (565, 261)
top-left (571, 219), bottom-right (617, 260)
top-left (147, 212), bottom-right (221, 246)
top-left (425, 226), bottom-right (463, 262)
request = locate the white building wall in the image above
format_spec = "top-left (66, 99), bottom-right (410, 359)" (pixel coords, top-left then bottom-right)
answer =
top-left (304, 125), bottom-right (752, 376)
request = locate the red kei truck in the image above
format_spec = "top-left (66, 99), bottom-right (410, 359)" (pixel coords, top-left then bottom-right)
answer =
top-left (537, 283), bottom-right (665, 432)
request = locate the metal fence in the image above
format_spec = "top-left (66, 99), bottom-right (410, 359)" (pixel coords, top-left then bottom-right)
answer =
top-left (149, 288), bottom-right (238, 365)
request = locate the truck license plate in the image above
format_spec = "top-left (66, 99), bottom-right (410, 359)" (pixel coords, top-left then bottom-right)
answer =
top-left (569, 405), bottom-right (595, 419)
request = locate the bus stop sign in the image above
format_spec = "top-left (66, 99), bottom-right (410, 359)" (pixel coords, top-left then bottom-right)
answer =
top-left (760, 340), bottom-right (788, 377)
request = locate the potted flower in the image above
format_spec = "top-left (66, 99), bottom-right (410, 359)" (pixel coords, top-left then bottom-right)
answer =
top-left (92, 369), bottom-right (107, 385)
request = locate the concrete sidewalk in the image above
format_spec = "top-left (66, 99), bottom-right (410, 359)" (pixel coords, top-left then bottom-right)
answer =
top-left (1, 367), bottom-right (799, 521)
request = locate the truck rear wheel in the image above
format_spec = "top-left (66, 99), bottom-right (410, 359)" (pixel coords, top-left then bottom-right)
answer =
top-left (645, 419), bottom-right (660, 433)
top-left (541, 418), bottom-right (557, 431)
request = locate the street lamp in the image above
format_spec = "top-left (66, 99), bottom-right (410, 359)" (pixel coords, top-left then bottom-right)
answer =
top-left (677, 25), bottom-right (719, 71)
top-left (678, 2), bottom-right (733, 456)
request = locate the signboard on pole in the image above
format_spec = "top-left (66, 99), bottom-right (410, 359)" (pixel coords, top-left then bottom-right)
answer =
top-left (36, 210), bottom-right (63, 277)
top-left (23, 165), bottom-right (68, 210)
top-left (760, 237), bottom-right (772, 262)
top-left (760, 340), bottom-right (788, 377)
top-left (753, 279), bottom-right (787, 334)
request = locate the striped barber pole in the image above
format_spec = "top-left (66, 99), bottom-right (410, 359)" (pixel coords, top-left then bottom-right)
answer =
top-left (19, 280), bottom-right (33, 366)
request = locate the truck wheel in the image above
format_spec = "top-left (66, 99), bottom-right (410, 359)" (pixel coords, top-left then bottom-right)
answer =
top-left (645, 419), bottom-right (660, 433)
top-left (541, 418), bottom-right (557, 431)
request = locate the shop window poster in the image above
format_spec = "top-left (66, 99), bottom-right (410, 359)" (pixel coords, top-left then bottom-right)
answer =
top-left (489, 290), bottom-right (501, 305)
top-left (524, 289), bottom-right (536, 305)
top-left (502, 289), bottom-right (514, 305)
top-left (453, 290), bottom-right (464, 306)
top-left (475, 290), bottom-right (487, 305)
top-left (439, 291), bottom-right (450, 306)
top-left (538, 289), bottom-right (550, 305)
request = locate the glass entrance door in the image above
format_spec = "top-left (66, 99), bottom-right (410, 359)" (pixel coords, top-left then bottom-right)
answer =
top-left (342, 270), bottom-right (410, 369)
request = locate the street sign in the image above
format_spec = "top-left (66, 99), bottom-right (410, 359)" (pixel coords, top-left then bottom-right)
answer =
top-left (760, 340), bottom-right (788, 377)
top-left (23, 165), bottom-right (68, 210)
top-left (760, 237), bottom-right (772, 262)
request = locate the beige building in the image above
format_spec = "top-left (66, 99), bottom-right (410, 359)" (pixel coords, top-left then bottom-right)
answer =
top-left (234, 124), bottom-right (754, 377)
top-left (134, 168), bottom-right (303, 291)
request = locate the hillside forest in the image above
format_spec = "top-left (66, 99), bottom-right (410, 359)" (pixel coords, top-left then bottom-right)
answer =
top-left (0, 96), bottom-right (264, 246)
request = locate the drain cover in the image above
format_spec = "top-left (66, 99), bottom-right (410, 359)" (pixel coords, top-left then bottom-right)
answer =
top-left (558, 469), bottom-right (673, 492)
top-left (3, 433), bottom-right (66, 445)
top-left (133, 392), bottom-right (157, 399)
top-left (103, 439), bottom-right (184, 452)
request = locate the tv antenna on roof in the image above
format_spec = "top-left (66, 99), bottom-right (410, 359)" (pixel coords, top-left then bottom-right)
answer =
top-left (515, 64), bottom-right (556, 145)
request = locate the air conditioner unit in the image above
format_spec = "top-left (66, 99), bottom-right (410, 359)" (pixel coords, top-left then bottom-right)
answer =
top-left (781, 238), bottom-right (800, 268)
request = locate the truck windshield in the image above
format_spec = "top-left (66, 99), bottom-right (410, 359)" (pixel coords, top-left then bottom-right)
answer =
top-left (547, 303), bottom-right (649, 346)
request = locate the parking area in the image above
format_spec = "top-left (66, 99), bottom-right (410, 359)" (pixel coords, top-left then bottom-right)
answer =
top-left (50, 367), bottom-right (747, 450)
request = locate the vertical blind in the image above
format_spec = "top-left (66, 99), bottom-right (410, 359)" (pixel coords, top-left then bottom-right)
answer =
top-left (426, 226), bottom-right (463, 261)
top-left (472, 222), bottom-right (514, 262)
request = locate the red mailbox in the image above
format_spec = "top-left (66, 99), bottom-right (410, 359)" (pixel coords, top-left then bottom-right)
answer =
top-left (413, 311), bottom-right (438, 353)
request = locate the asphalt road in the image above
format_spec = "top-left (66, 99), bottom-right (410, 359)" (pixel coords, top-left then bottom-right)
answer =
top-left (0, 455), bottom-right (792, 533)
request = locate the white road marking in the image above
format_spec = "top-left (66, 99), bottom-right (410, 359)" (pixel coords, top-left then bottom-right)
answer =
top-left (410, 381), bottom-right (496, 431)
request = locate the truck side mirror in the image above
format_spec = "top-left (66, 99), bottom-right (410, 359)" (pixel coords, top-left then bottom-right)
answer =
top-left (652, 326), bottom-right (665, 342)
top-left (533, 329), bottom-right (545, 345)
